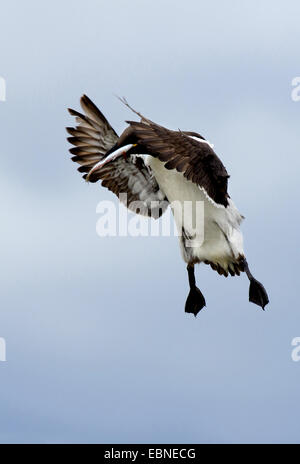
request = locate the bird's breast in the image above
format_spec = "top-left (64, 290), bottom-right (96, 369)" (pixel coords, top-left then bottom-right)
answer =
top-left (147, 157), bottom-right (245, 265)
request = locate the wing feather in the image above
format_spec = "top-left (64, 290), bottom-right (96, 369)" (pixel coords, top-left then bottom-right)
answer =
top-left (67, 95), bottom-right (169, 218)
top-left (125, 120), bottom-right (230, 207)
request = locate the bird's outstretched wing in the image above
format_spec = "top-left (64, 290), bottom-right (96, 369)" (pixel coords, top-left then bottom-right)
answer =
top-left (125, 120), bottom-right (230, 207)
top-left (67, 95), bottom-right (169, 218)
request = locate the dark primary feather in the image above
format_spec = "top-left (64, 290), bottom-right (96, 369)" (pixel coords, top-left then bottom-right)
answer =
top-left (66, 95), bottom-right (169, 218)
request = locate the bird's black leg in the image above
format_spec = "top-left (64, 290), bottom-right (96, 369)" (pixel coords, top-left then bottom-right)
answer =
top-left (185, 264), bottom-right (206, 316)
top-left (243, 259), bottom-right (269, 310)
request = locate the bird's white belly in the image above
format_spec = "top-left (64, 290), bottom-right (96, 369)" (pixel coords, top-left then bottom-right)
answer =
top-left (148, 157), bottom-right (245, 269)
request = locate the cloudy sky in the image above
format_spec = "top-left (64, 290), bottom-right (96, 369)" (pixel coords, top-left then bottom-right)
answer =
top-left (0, 0), bottom-right (299, 443)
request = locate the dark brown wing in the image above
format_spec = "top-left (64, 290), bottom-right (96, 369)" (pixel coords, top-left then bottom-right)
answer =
top-left (67, 95), bottom-right (169, 218)
top-left (125, 120), bottom-right (230, 207)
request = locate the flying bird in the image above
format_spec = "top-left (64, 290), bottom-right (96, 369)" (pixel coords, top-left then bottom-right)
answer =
top-left (67, 95), bottom-right (269, 316)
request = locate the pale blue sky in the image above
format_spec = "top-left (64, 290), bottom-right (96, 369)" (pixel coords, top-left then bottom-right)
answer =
top-left (0, 0), bottom-right (299, 443)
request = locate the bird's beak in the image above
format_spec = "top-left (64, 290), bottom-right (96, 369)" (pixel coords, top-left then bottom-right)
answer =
top-left (86, 144), bottom-right (136, 181)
